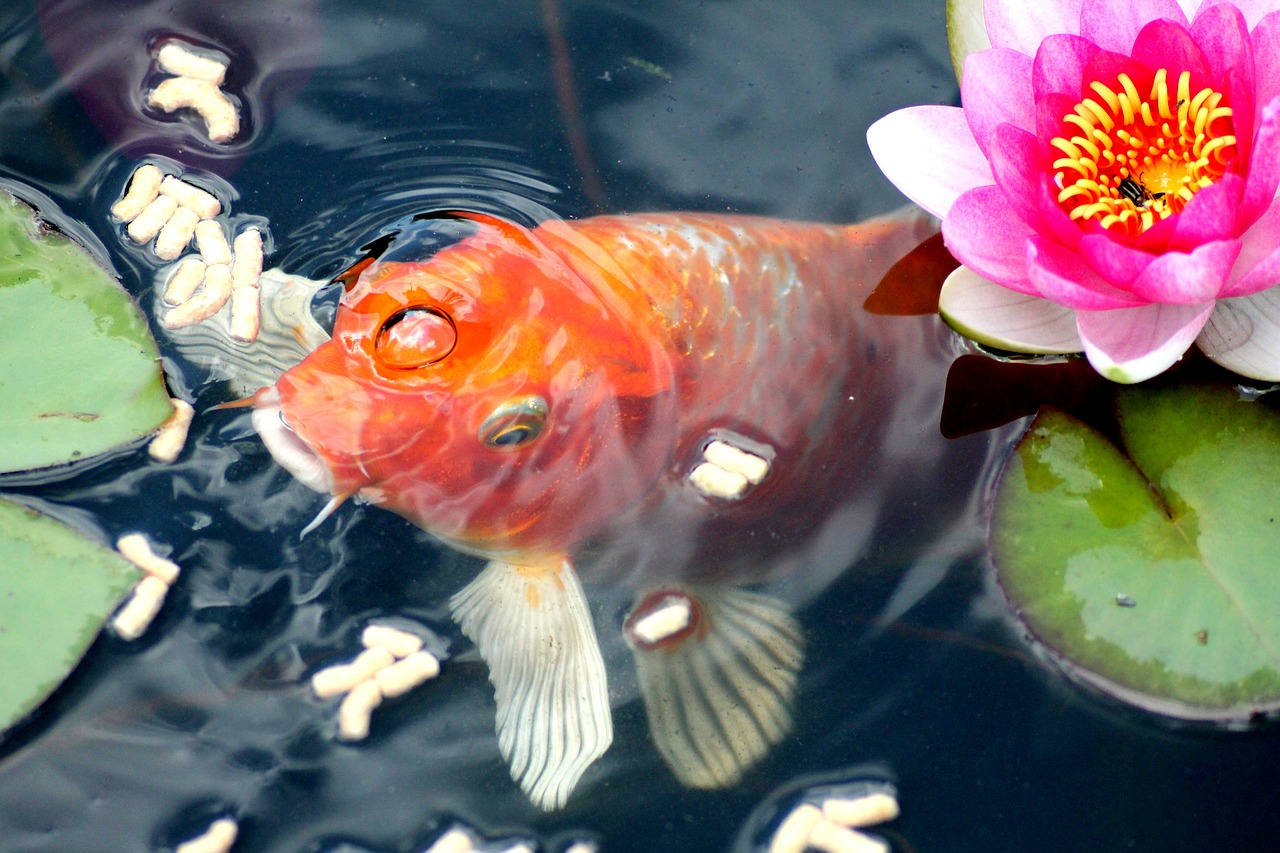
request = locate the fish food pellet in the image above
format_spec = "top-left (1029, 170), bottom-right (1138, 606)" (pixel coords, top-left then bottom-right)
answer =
top-left (704, 439), bottom-right (770, 483)
top-left (126, 195), bottom-right (178, 244)
top-left (422, 828), bottom-right (475, 853)
top-left (822, 792), bottom-right (900, 828)
top-left (174, 817), bottom-right (238, 853)
top-left (690, 461), bottom-right (749, 500)
top-left (154, 205), bottom-right (200, 260)
top-left (164, 257), bottom-right (207, 306)
top-left (157, 42), bottom-right (228, 86)
top-left (361, 623), bottom-right (425, 658)
top-left (310, 646), bottom-right (396, 698)
top-left (229, 285), bottom-right (261, 343)
top-left (111, 164), bottom-right (164, 221)
top-left (808, 818), bottom-right (887, 853)
top-left (769, 803), bottom-right (822, 853)
top-left (159, 174), bottom-right (222, 219)
top-left (338, 679), bottom-right (383, 740)
top-left (231, 227), bottom-right (264, 288)
top-left (115, 533), bottom-right (181, 585)
top-left (163, 263), bottom-right (232, 329)
top-left (111, 575), bottom-right (170, 640)
top-left (195, 219), bottom-right (233, 265)
top-left (628, 599), bottom-right (692, 645)
top-left (374, 651), bottom-right (441, 698)
top-left (149, 398), bottom-right (196, 464)
top-left (148, 77), bottom-right (240, 143)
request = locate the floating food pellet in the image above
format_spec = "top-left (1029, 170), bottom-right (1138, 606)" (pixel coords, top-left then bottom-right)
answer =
top-left (362, 623), bottom-right (425, 658)
top-left (229, 285), bottom-right (261, 343)
top-left (769, 803), bottom-right (822, 853)
top-left (154, 205), bottom-right (201, 260)
top-left (148, 397), bottom-right (196, 463)
top-left (127, 194), bottom-right (178, 244)
top-left (111, 575), bottom-right (170, 641)
top-left (704, 439), bottom-right (770, 484)
top-left (157, 42), bottom-right (228, 86)
top-left (111, 164), bottom-right (164, 221)
top-left (310, 646), bottom-right (396, 698)
top-left (231, 227), bottom-right (264, 289)
top-left (148, 77), bottom-right (240, 143)
top-left (423, 827), bottom-right (476, 853)
top-left (164, 257), bottom-right (207, 306)
top-left (115, 533), bottom-right (181, 585)
top-left (195, 219), bottom-right (233, 265)
top-left (174, 816), bottom-right (238, 853)
top-left (374, 651), bottom-right (441, 698)
top-left (821, 792), bottom-right (900, 828)
top-left (690, 461), bottom-right (749, 500)
top-left (338, 679), bottom-right (383, 740)
top-left (159, 174), bottom-right (222, 219)
top-left (163, 263), bottom-right (232, 328)
top-left (808, 818), bottom-right (887, 853)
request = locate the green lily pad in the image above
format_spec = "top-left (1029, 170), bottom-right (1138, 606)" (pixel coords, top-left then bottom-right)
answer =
top-left (0, 189), bottom-right (171, 473)
top-left (992, 384), bottom-right (1280, 720)
top-left (946, 0), bottom-right (990, 84)
top-left (0, 497), bottom-right (140, 736)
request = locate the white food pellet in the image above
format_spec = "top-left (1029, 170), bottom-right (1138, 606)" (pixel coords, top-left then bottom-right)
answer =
top-left (174, 817), bottom-right (238, 853)
top-left (629, 600), bottom-right (692, 644)
top-left (111, 164), bottom-right (164, 221)
top-left (338, 679), bottom-right (383, 740)
top-left (563, 844), bottom-right (598, 853)
top-left (159, 175), bottom-right (222, 219)
top-left (704, 439), bottom-right (770, 484)
top-left (157, 42), bottom-right (228, 86)
top-left (115, 533), bottom-right (180, 585)
top-left (498, 844), bottom-right (535, 853)
top-left (808, 818), bottom-right (887, 853)
top-left (822, 792), bottom-right (900, 828)
top-left (361, 624), bottom-right (424, 658)
top-left (111, 575), bottom-right (170, 641)
top-left (154, 205), bottom-right (200, 260)
top-left (689, 461), bottom-right (749, 500)
top-left (164, 257), bottom-right (207, 306)
top-left (769, 803), bottom-right (822, 853)
top-left (194, 219), bottom-right (233, 265)
top-left (148, 398), bottom-right (196, 463)
top-left (148, 77), bottom-right (240, 143)
top-left (163, 263), bottom-right (232, 328)
top-left (231, 228), bottom-right (264, 289)
top-left (310, 646), bottom-right (396, 698)
top-left (228, 285), bottom-right (261, 343)
top-left (423, 828), bottom-right (476, 853)
top-left (127, 195), bottom-right (178, 244)
top-left (374, 651), bottom-right (440, 698)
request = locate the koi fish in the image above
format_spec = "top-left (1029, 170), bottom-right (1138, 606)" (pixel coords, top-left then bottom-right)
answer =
top-left (251, 207), bottom-right (941, 809)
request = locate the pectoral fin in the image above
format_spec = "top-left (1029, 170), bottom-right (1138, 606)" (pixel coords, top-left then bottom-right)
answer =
top-left (450, 558), bottom-right (612, 810)
top-left (625, 587), bottom-right (803, 789)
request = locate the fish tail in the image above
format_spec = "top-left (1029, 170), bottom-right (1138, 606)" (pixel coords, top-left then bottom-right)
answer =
top-left (450, 558), bottom-right (612, 810)
top-left (624, 586), bottom-right (803, 789)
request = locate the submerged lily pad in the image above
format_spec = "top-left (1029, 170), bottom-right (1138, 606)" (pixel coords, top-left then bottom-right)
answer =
top-left (0, 497), bottom-right (140, 735)
top-left (0, 189), bottom-right (171, 473)
top-left (992, 384), bottom-right (1280, 720)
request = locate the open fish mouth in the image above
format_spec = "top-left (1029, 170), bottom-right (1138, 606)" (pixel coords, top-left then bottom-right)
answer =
top-left (251, 386), bottom-right (335, 495)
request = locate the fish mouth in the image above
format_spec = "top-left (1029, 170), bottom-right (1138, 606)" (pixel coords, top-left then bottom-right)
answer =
top-left (251, 386), bottom-right (335, 495)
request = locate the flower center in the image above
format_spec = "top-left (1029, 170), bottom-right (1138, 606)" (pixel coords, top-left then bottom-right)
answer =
top-left (1051, 69), bottom-right (1236, 238)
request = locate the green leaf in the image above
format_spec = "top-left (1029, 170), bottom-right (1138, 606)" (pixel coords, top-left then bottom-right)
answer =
top-left (0, 497), bottom-right (140, 735)
top-left (992, 384), bottom-right (1280, 720)
top-left (0, 190), bottom-right (171, 473)
top-left (946, 0), bottom-right (990, 84)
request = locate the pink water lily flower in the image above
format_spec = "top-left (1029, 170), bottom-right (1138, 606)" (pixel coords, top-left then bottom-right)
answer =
top-left (868, 0), bottom-right (1280, 382)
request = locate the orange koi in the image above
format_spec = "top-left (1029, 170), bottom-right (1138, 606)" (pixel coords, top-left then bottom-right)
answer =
top-left (252, 208), bottom-right (941, 808)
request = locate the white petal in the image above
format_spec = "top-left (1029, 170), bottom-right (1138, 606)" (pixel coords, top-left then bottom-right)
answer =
top-left (450, 558), bottom-right (612, 810)
top-left (938, 265), bottom-right (1083, 353)
top-left (866, 107), bottom-right (993, 219)
top-left (1077, 302), bottom-right (1215, 384)
top-left (1198, 289), bottom-right (1280, 382)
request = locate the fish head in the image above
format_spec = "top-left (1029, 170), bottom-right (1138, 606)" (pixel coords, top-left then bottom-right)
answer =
top-left (254, 213), bottom-right (676, 558)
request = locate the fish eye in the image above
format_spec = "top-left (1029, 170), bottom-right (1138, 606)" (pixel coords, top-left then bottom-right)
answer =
top-left (374, 307), bottom-right (457, 369)
top-left (479, 396), bottom-right (548, 450)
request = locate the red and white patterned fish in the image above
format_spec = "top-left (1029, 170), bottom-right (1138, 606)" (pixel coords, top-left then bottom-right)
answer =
top-left (252, 207), bottom-right (942, 808)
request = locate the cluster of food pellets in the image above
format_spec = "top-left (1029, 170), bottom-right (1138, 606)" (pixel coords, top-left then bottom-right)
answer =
top-left (689, 438), bottom-right (772, 500)
top-left (422, 827), bottom-right (596, 853)
top-left (147, 42), bottom-right (239, 143)
top-left (111, 533), bottom-right (181, 641)
top-left (112, 162), bottom-right (265, 342)
top-left (311, 624), bottom-right (442, 740)
top-left (769, 790), bottom-right (900, 853)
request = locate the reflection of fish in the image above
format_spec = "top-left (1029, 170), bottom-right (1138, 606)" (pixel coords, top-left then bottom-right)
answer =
top-left (252, 208), bottom-right (938, 808)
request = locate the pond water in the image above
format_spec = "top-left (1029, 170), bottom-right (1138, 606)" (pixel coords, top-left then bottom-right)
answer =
top-left (2, 1), bottom-right (1280, 851)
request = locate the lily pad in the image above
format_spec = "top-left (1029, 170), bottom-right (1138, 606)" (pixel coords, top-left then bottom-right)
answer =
top-left (0, 497), bottom-right (140, 736)
top-left (992, 384), bottom-right (1280, 720)
top-left (0, 189), bottom-right (171, 473)
top-left (946, 0), bottom-right (990, 83)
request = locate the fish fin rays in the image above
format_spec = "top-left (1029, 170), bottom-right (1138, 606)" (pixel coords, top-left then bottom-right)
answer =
top-left (449, 558), bottom-right (612, 810)
top-left (627, 587), bottom-right (803, 789)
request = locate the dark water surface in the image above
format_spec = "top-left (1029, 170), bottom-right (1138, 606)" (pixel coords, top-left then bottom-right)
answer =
top-left (1, 2), bottom-right (1279, 851)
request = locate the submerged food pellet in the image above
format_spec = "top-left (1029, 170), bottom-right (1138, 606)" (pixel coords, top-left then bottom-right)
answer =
top-left (769, 803), bottom-right (821, 853)
top-left (338, 679), bottom-right (383, 740)
top-left (374, 651), bottom-right (441, 698)
top-left (821, 792), bottom-right (900, 828)
top-left (808, 818), bottom-right (887, 853)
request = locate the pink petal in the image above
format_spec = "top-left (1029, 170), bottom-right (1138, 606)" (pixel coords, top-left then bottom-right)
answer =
top-left (1131, 18), bottom-right (1211, 85)
top-left (990, 123), bottom-right (1084, 250)
top-left (1027, 237), bottom-right (1149, 309)
top-left (1198, 288), bottom-right (1280, 381)
top-left (867, 107), bottom-right (993, 219)
top-left (1127, 239), bottom-right (1241, 303)
top-left (1223, 200), bottom-right (1280, 296)
top-left (1239, 97), bottom-right (1280, 228)
top-left (1187, 2), bottom-right (1250, 86)
top-left (1198, 0), bottom-right (1275, 30)
top-left (1078, 234), bottom-right (1155, 285)
top-left (943, 186), bottom-right (1039, 292)
top-left (1076, 301), bottom-right (1215, 382)
top-left (1032, 34), bottom-right (1104, 99)
top-left (1166, 173), bottom-right (1244, 247)
top-left (1080, 0), bottom-right (1190, 54)
top-left (1251, 12), bottom-right (1280, 123)
top-left (984, 0), bottom-right (1085, 54)
top-left (962, 48), bottom-right (1036, 156)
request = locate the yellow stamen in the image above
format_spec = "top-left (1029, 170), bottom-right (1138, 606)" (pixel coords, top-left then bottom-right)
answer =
top-left (1051, 69), bottom-right (1237, 239)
